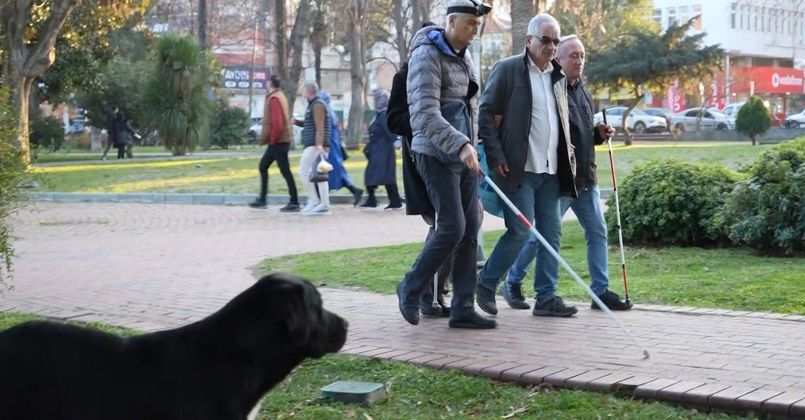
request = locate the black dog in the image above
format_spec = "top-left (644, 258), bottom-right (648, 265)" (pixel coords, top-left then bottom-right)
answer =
top-left (0, 273), bottom-right (348, 420)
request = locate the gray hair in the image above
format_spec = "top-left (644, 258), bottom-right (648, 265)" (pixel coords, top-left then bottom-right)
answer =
top-left (557, 34), bottom-right (583, 57)
top-left (526, 13), bottom-right (560, 37)
top-left (302, 81), bottom-right (319, 94)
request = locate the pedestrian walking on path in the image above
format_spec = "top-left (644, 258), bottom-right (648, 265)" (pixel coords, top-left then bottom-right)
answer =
top-left (320, 91), bottom-right (364, 206)
top-left (295, 81), bottom-right (332, 214)
top-left (503, 35), bottom-right (631, 312)
top-left (360, 90), bottom-right (403, 210)
top-left (396, 0), bottom-right (495, 329)
top-left (249, 75), bottom-right (300, 212)
top-left (476, 13), bottom-right (578, 318)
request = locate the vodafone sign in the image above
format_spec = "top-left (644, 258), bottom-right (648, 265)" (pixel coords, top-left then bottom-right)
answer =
top-left (732, 66), bottom-right (805, 94)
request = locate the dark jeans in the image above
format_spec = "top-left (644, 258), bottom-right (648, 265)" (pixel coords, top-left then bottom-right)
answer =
top-left (258, 143), bottom-right (298, 204)
top-left (399, 153), bottom-right (480, 317)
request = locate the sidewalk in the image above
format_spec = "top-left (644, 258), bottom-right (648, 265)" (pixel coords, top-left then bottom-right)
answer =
top-left (2, 202), bottom-right (804, 418)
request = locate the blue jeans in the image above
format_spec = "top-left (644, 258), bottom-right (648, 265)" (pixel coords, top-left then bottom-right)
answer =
top-left (507, 186), bottom-right (609, 296)
top-left (478, 172), bottom-right (561, 303)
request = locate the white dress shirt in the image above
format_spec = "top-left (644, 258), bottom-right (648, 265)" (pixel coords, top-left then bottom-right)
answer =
top-left (525, 57), bottom-right (559, 175)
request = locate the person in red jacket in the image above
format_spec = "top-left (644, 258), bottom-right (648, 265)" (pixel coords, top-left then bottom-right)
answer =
top-left (249, 75), bottom-right (300, 212)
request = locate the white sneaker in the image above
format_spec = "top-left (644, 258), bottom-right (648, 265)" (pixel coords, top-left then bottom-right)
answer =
top-left (306, 203), bottom-right (330, 214)
top-left (301, 201), bottom-right (319, 213)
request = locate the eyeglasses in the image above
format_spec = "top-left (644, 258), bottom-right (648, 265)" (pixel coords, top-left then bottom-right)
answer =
top-left (534, 35), bottom-right (560, 46)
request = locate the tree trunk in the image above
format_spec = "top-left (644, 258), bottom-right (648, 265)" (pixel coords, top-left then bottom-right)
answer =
top-left (346, 0), bottom-right (365, 149)
top-left (273, 0), bottom-right (288, 82)
top-left (622, 96), bottom-right (642, 146)
top-left (0, 0), bottom-right (82, 165)
top-left (198, 0), bottom-right (207, 51)
top-left (392, 0), bottom-right (407, 65)
top-left (285, 0), bottom-right (312, 116)
top-left (511, 0), bottom-right (547, 54)
top-left (751, 134), bottom-right (756, 146)
top-left (511, 0), bottom-right (533, 54)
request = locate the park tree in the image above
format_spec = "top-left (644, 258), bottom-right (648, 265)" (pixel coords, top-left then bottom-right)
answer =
top-left (550, 0), bottom-right (656, 48)
top-left (585, 16), bottom-right (723, 145)
top-left (0, 87), bottom-right (26, 287)
top-left (345, 0), bottom-right (367, 149)
top-left (735, 96), bottom-right (771, 146)
top-left (0, 0), bottom-right (149, 165)
top-left (145, 35), bottom-right (211, 156)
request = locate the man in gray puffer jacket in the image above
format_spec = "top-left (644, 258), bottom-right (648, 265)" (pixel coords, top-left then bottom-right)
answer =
top-left (395, 0), bottom-right (496, 329)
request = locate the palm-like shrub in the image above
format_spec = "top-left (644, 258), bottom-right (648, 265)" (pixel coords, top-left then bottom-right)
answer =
top-left (146, 35), bottom-right (210, 156)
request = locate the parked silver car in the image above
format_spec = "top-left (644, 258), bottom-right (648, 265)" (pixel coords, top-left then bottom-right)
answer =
top-left (592, 107), bottom-right (668, 133)
top-left (670, 108), bottom-right (733, 132)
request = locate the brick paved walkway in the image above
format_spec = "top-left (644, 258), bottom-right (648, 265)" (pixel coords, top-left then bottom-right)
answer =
top-left (2, 202), bottom-right (804, 418)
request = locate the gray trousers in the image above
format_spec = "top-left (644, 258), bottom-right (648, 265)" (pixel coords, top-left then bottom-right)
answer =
top-left (399, 153), bottom-right (480, 317)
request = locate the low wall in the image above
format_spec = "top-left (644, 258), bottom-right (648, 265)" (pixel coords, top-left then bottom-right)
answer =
top-left (680, 128), bottom-right (805, 143)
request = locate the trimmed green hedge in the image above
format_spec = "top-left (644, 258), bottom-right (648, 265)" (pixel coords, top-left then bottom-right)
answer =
top-left (607, 158), bottom-right (740, 246)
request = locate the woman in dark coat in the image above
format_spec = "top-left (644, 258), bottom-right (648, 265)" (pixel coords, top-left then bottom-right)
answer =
top-left (115, 111), bottom-right (135, 159)
top-left (361, 90), bottom-right (403, 209)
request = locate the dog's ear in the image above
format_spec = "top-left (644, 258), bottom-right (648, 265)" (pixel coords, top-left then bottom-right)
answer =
top-left (265, 274), bottom-right (315, 345)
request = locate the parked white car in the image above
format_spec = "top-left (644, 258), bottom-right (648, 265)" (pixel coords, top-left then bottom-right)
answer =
top-left (592, 107), bottom-right (668, 133)
top-left (786, 109), bottom-right (805, 128)
top-left (247, 116), bottom-right (303, 144)
top-left (670, 108), bottom-right (733, 132)
top-left (248, 117), bottom-right (262, 143)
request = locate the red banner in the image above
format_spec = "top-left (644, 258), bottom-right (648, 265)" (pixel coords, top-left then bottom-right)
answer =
top-left (731, 66), bottom-right (805, 94)
top-left (666, 78), bottom-right (685, 112)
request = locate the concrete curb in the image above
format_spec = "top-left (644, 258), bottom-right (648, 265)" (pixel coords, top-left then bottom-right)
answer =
top-left (342, 348), bottom-right (805, 419)
top-left (27, 189), bottom-right (614, 205)
top-left (27, 192), bottom-right (359, 205)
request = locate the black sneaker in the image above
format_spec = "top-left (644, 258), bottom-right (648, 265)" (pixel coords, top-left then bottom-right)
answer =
top-left (396, 283), bottom-right (419, 325)
top-left (280, 203), bottom-right (301, 212)
top-left (475, 284), bottom-right (498, 315)
top-left (384, 203), bottom-right (404, 210)
top-left (360, 199), bottom-right (377, 209)
top-left (532, 296), bottom-right (577, 317)
top-left (592, 290), bottom-right (633, 311)
top-left (352, 188), bottom-right (364, 207)
top-left (449, 311), bottom-right (497, 329)
top-left (248, 199), bottom-right (267, 209)
top-left (501, 283), bottom-right (530, 310)
top-left (420, 302), bottom-right (450, 317)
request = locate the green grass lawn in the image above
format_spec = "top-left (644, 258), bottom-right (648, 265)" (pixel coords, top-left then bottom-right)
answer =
top-left (0, 312), bottom-right (749, 419)
top-left (260, 222), bottom-right (805, 314)
top-left (28, 141), bottom-right (777, 195)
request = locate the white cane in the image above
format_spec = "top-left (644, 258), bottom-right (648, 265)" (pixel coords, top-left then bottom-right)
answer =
top-left (481, 171), bottom-right (650, 359)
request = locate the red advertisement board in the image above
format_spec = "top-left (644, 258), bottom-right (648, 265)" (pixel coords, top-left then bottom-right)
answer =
top-left (731, 66), bottom-right (805, 94)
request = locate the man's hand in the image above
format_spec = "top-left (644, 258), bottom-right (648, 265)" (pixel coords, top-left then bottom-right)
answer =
top-left (494, 163), bottom-right (509, 178)
top-left (459, 144), bottom-right (480, 173)
top-left (597, 123), bottom-right (615, 140)
top-left (315, 145), bottom-right (325, 155)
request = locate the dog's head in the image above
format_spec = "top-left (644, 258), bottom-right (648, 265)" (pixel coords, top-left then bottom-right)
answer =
top-left (226, 273), bottom-right (348, 359)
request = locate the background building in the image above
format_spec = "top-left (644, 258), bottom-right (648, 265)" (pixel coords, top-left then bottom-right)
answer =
top-left (651, 0), bottom-right (805, 116)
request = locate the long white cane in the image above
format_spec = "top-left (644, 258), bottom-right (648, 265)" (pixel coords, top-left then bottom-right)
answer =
top-left (481, 171), bottom-right (649, 359)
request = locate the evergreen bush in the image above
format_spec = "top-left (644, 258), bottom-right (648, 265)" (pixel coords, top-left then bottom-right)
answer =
top-left (606, 158), bottom-right (740, 246)
top-left (718, 139), bottom-right (805, 255)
